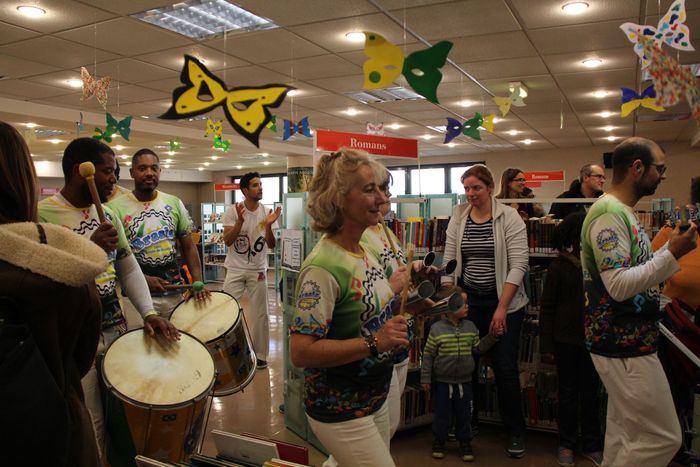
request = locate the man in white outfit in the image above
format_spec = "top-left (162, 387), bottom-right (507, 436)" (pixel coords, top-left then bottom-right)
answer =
top-left (223, 172), bottom-right (281, 369)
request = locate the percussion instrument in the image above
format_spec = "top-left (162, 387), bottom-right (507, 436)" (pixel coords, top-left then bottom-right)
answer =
top-left (102, 329), bottom-right (215, 465)
top-left (169, 291), bottom-right (256, 396)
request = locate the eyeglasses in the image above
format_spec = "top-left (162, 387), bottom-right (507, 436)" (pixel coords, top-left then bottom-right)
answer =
top-left (590, 174), bottom-right (606, 180)
top-left (650, 163), bottom-right (667, 175)
top-left (512, 178), bottom-right (527, 182)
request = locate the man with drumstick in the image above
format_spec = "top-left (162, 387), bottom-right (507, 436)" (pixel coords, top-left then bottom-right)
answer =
top-left (109, 148), bottom-right (209, 316)
top-left (223, 172), bottom-right (281, 370)
top-left (38, 137), bottom-right (178, 457)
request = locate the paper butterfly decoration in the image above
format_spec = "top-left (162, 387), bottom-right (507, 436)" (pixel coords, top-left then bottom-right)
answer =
top-left (77, 112), bottom-right (84, 133)
top-left (620, 0), bottom-right (694, 68)
top-left (93, 113), bottom-right (132, 143)
top-left (493, 91), bottom-right (526, 117)
top-left (367, 122), bottom-right (385, 136)
top-left (266, 115), bottom-right (277, 133)
top-left (444, 113), bottom-right (494, 143)
top-left (212, 136), bottom-right (231, 152)
top-left (363, 32), bottom-right (453, 104)
top-left (80, 67), bottom-right (111, 110)
top-left (620, 85), bottom-right (665, 117)
top-left (283, 117), bottom-right (312, 141)
top-left (169, 138), bottom-right (182, 151)
top-left (642, 38), bottom-right (700, 126)
top-left (205, 118), bottom-right (223, 138)
top-left (160, 55), bottom-right (294, 148)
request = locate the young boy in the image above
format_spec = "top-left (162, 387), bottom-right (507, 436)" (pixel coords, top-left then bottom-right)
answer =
top-left (421, 293), bottom-right (500, 462)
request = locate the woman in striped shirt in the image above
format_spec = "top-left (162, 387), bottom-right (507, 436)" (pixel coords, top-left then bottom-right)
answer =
top-left (441, 164), bottom-right (530, 459)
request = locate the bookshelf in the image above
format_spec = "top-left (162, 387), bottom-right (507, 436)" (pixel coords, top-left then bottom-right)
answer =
top-left (201, 202), bottom-right (227, 283)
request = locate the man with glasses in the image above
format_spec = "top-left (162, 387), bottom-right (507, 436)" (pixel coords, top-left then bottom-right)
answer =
top-left (581, 137), bottom-right (697, 467)
top-left (549, 164), bottom-right (606, 220)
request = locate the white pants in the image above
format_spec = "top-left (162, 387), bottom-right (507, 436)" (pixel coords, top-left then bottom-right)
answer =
top-left (387, 359), bottom-right (409, 438)
top-left (81, 325), bottom-right (124, 459)
top-left (591, 353), bottom-right (681, 467)
top-left (223, 270), bottom-right (269, 361)
top-left (307, 401), bottom-right (395, 467)
top-left (151, 293), bottom-right (185, 318)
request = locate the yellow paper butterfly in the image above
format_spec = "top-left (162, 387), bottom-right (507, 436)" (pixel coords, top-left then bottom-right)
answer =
top-left (161, 55), bottom-right (294, 147)
top-left (205, 118), bottom-right (223, 138)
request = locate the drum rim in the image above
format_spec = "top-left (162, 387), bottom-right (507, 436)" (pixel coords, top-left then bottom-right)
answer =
top-left (168, 290), bottom-right (241, 345)
top-left (101, 328), bottom-right (216, 410)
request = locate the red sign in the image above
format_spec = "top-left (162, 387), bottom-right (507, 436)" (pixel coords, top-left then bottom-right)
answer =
top-left (215, 183), bottom-right (240, 191)
top-left (40, 187), bottom-right (60, 196)
top-left (315, 130), bottom-right (418, 158)
top-left (524, 171), bottom-right (564, 182)
top-left (524, 181), bottom-right (542, 188)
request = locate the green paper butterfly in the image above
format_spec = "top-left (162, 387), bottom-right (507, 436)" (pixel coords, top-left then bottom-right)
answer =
top-left (213, 136), bottom-right (231, 152)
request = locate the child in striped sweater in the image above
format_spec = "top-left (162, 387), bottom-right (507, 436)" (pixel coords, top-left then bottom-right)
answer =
top-left (421, 293), bottom-right (501, 462)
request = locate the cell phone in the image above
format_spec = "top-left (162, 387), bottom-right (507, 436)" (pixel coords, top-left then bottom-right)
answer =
top-left (679, 223), bottom-right (691, 233)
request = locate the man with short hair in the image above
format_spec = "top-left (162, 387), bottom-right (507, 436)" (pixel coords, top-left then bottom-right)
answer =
top-left (223, 172), bottom-right (281, 369)
top-left (108, 148), bottom-right (208, 315)
top-left (581, 137), bottom-right (698, 467)
top-left (38, 138), bottom-right (176, 456)
top-left (549, 164), bottom-right (606, 219)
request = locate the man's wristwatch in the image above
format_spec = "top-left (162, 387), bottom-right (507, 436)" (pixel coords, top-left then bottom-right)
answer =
top-left (364, 333), bottom-right (379, 357)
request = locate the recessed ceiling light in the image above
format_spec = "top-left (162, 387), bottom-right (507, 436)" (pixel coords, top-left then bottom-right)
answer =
top-left (492, 117), bottom-right (501, 124)
top-left (593, 90), bottom-right (608, 98)
top-left (345, 108), bottom-right (359, 116)
top-left (421, 134), bottom-right (434, 140)
top-left (163, 164), bottom-right (171, 169)
top-left (561, 2), bottom-right (589, 14)
top-left (345, 31), bottom-right (366, 42)
top-left (48, 139), bottom-right (61, 144)
top-left (447, 143), bottom-right (456, 148)
top-left (120, 155), bottom-right (129, 160)
top-left (263, 161), bottom-right (271, 166)
top-left (66, 79), bottom-right (82, 88)
top-left (388, 123), bottom-right (401, 130)
top-left (236, 164), bottom-right (243, 169)
top-left (167, 151), bottom-right (175, 156)
top-left (114, 145), bottom-right (124, 150)
top-left (603, 125), bottom-right (614, 132)
top-left (17, 5), bottom-right (46, 18)
top-left (582, 58), bottom-right (603, 68)
top-left (508, 129), bottom-right (519, 136)
top-left (211, 155), bottom-right (219, 160)
top-left (126, 161), bottom-right (132, 166)
top-left (204, 162), bottom-right (210, 166)
top-left (165, 159), bottom-right (173, 163)
top-left (25, 122), bottom-right (37, 128)
top-left (458, 99), bottom-right (474, 107)
top-left (607, 135), bottom-right (617, 141)
top-left (287, 90), bottom-right (299, 97)
top-left (198, 167), bottom-right (204, 171)
top-left (522, 139), bottom-right (533, 145)
top-left (141, 115), bottom-right (150, 119)
top-left (261, 152), bottom-right (269, 157)
top-left (599, 111), bottom-right (613, 118)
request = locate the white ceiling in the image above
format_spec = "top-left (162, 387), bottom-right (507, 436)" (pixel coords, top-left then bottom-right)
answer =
top-left (1, 0), bottom-right (698, 172)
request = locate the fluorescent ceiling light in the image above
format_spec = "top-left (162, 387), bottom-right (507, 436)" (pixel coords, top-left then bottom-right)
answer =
top-left (388, 123), bottom-right (401, 130)
top-left (447, 143), bottom-right (456, 148)
top-left (132, 0), bottom-right (277, 40)
top-left (120, 155), bottom-right (129, 160)
top-left (48, 139), bottom-right (61, 144)
top-left (603, 126), bottom-right (614, 132)
top-left (126, 161), bottom-right (132, 166)
top-left (493, 117), bottom-right (501, 124)
top-left (198, 167), bottom-right (204, 171)
top-left (458, 99), bottom-right (474, 107)
top-left (582, 58), bottom-right (603, 68)
top-left (522, 139), bottom-right (533, 145)
top-left (345, 108), bottom-right (359, 116)
top-left (211, 155), bottom-right (219, 160)
top-left (421, 134), bottom-right (434, 140)
top-left (287, 90), bottom-right (299, 97)
top-left (236, 164), bottom-right (243, 169)
top-left (204, 162), bottom-right (210, 166)
top-left (508, 129), bottom-right (519, 136)
top-left (562, 2), bottom-right (589, 14)
top-left (167, 151), bottom-right (175, 156)
top-left (17, 5), bottom-right (46, 17)
top-left (165, 159), bottom-right (173, 163)
top-left (593, 90), bottom-right (608, 98)
top-left (25, 122), bottom-right (37, 128)
top-left (66, 79), bottom-right (83, 88)
top-left (607, 135), bottom-right (617, 141)
top-left (263, 161), bottom-right (271, 166)
top-left (114, 145), bottom-right (124, 150)
top-left (599, 111), bottom-right (613, 118)
top-left (163, 164), bottom-right (171, 169)
top-left (261, 152), bottom-right (269, 157)
top-left (345, 31), bottom-right (365, 42)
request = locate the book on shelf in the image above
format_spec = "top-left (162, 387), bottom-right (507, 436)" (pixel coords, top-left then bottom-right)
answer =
top-left (385, 216), bottom-right (450, 253)
top-left (399, 383), bottom-right (433, 429)
top-left (526, 218), bottom-right (559, 254)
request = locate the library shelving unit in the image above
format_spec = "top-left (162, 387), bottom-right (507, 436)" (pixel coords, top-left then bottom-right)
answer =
top-left (201, 202), bottom-right (227, 283)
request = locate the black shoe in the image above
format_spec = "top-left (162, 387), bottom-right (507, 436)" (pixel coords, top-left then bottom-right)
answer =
top-left (432, 440), bottom-right (446, 459)
top-left (278, 404), bottom-right (285, 414)
top-left (507, 435), bottom-right (525, 458)
top-left (470, 424), bottom-right (479, 438)
top-left (256, 359), bottom-right (268, 369)
top-left (459, 442), bottom-right (474, 462)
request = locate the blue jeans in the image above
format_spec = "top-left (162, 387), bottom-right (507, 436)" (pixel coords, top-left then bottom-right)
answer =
top-left (432, 382), bottom-right (473, 443)
top-left (467, 290), bottom-right (526, 437)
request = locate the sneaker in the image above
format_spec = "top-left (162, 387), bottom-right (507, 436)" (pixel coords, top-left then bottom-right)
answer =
top-left (432, 440), bottom-right (446, 459)
top-left (459, 442), bottom-right (475, 462)
top-left (582, 451), bottom-right (603, 467)
top-left (507, 435), bottom-right (525, 458)
top-left (278, 404), bottom-right (285, 414)
top-left (557, 447), bottom-right (575, 467)
top-left (256, 359), bottom-right (268, 369)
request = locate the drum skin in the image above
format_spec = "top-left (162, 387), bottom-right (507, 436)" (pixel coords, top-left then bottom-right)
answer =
top-left (169, 291), bottom-right (256, 396)
top-left (101, 329), bottom-right (215, 465)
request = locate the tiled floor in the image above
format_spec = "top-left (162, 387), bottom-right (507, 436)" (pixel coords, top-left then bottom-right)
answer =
top-left (124, 287), bottom-right (592, 467)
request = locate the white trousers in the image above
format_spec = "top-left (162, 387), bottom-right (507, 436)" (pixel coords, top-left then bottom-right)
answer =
top-left (223, 269), bottom-right (269, 360)
top-left (151, 293), bottom-right (185, 318)
top-left (308, 401), bottom-right (395, 467)
top-left (387, 359), bottom-right (409, 438)
top-left (81, 325), bottom-right (124, 459)
top-left (591, 353), bottom-right (681, 467)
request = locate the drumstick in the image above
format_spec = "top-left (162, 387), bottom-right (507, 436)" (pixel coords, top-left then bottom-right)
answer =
top-left (78, 161), bottom-right (106, 223)
top-left (163, 281), bottom-right (205, 291)
top-left (398, 244), bottom-right (415, 316)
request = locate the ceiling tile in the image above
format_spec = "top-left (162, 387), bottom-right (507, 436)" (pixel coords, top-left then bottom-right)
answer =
top-left (77, 0), bottom-right (178, 15)
top-left (0, 79), bottom-right (71, 99)
top-left (402, 0), bottom-right (520, 40)
top-left (94, 58), bottom-right (178, 84)
top-left (543, 47), bottom-right (637, 74)
top-left (308, 75), bottom-right (366, 93)
top-left (0, 20), bottom-right (40, 45)
top-left (295, 94), bottom-right (360, 110)
top-left (555, 68), bottom-right (636, 92)
top-left (37, 91), bottom-right (109, 110)
top-left (529, 19), bottom-right (636, 55)
top-left (113, 85), bottom-right (170, 104)
top-left (207, 29), bottom-right (327, 64)
top-left (0, 36), bottom-right (120, 68)
top-left (265, 55), bottom-right (362, 80)
top-left (233, 0), bottom-right (377, 26)
top-left (448, 31), bottom-right (538, 63)
top-left (56, 18), bottom-right (192, 56)
top-left (510, 0), bottom-right (639, 29)
top-left (547, 136), bottom-right (594, 148)
top-left (458, 57), bottom-right (549, 81)
top-left (134, 45), bottom-right (249, 72)
top-left (0, 55), bottom-right (61, 80)
top-left (0, 1), bottom-right (116, 34)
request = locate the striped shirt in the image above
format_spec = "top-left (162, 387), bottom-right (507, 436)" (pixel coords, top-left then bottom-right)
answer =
top-left (460, 216), bottom-right (496, 292)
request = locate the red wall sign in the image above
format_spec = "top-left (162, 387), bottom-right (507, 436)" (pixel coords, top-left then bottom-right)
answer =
top-left (524, 181), bottom-right (542, 188)
top-left (215, 183), bottom-right (240, 191)
top-left (315, 130), bottom-right (418, 158)
top-left (524, 171), bottom-right (564, 182)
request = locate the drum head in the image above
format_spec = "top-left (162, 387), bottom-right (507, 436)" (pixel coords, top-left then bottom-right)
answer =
top-left (169, 292), bottom-right (240, 343)
top-left (103, 329), bottom-right (215, 406)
